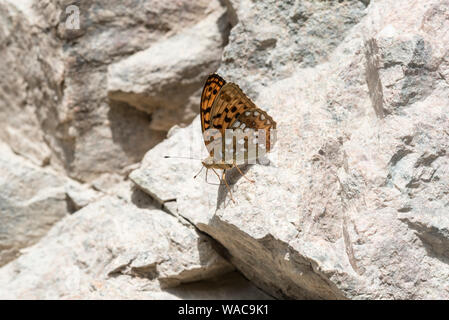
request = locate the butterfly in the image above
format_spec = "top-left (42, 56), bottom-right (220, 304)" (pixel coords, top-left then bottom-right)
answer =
top-left (198, 74), bottom-right (276, 202)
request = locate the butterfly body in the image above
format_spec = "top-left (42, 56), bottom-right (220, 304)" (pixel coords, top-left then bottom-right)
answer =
top-left (201, 157), bottom-right (234, 170)
top-left (199, 74), bottom-right (276, 202)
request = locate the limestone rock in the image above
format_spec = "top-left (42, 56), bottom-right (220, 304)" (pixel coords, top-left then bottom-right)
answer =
top-left (2, 0), bottom-right (449, 301)
top-left (130, 0), bottom-right (449, 299)
top-left (218, 0), bottom-right (370, 97)
top-left (0, 142), bottom-right (100, 267)
top-left (1, 0), bottom-right (230, 182)
top-left (0, 195), bottom-right (236, 299)
top-left (0, 1), bottom-right (63, 167)
top-left (53, 0), bottom-right (230, 181)
top-left (59, 271), bottom-right (272, 300)
top-left (107, 2), bottom-right (230, 131)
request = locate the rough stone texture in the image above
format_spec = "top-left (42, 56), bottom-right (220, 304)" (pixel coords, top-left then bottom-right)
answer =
top-left (0, 0), bottom-right (230, 182)
top-left (0, 1), bottom-right (63, 167)
top-left (0, 142), bottom-right (100, 267)
top-left (107, 2), bottom-right (230, 131)
top-left (0, 195), bottom-right (240, 299)
top-left (64, 271), bottom-right (272, 300)
top-left (130, 0), bottom-right (449, 299)
top-left (219, 0), bottom-right (370, 96)
top-left (0, 0), bottom-right (248, 300)
top-left (2, 0), bottom-right (449, 301)
top-left (54, 0), bottom-right (230, 181)
top-left (0, 179), bottom-right (270, 300)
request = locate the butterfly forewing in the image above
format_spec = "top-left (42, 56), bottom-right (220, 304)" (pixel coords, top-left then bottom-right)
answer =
top-left (200, 74), bottom-right (226, 133)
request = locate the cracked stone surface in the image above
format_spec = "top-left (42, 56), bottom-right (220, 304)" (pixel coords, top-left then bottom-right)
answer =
top-left (0, 195), bottom-right (238, 299)
top-left (0, 0), bottom-right (230, 182)
top-left (130, 0), bottom-right (449, 299)
top-left (0, 142), bottom-right (100, 267)
top-left (1, 0), bottom-right (449, 300)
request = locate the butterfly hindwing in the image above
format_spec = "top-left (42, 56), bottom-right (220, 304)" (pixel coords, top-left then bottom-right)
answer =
top-left (209, 83), bottom-right (276, 152)
top-left (210, 83), bottom-right (256, 133)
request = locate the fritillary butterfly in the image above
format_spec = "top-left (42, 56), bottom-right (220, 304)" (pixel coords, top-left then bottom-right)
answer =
top-left (199, 74), bottom-right (276, 202)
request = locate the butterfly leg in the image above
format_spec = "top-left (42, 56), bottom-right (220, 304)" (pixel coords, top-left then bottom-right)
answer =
top-left (233, 163), bottom-right (255, 183)
top-left (222, 170), bottom-right (236, 203)
top-left (211, 168), bottom-right (235, 203)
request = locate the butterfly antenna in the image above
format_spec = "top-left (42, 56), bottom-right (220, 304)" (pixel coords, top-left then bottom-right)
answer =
top-left (193, 166), bottom-right (205, 179)
top-left (164, 155), bottom-right (201, 160)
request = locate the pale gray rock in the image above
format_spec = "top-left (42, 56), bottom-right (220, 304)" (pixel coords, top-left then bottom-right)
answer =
top-left (0, 0), bottom-right (230, 182)
top-left (129, 118), bottom-right (206, 204)
top-left (0, 142), bottom-right (100, 267)
top-left (131, 0), bottom-right (449, 299)
top-left (0, 1), bottom-right (63, 167)
top-left (2, 0), bottom-right (448, 301)
top-left (219, 0), bottom-right (370, 97)
top-left (0, 0), bottom-right (254, 300)
top-left (156, 271), bottom-right (272, 300)
top-left (0, 195), bottom-right (235, 299)
top-left (39, 271), bottom-right (272, 300)
top-left (53, 0), bottom-right (230, 181)
top-left (107, 2), bottom-right (230, 131)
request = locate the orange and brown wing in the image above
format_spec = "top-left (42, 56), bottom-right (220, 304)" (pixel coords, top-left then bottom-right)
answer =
top-left (210, 83), bottom-right (276, 151)
top-left (200, 74), bottom-right (226, 133)
top-left (209, 83), bottom-right (257, 133)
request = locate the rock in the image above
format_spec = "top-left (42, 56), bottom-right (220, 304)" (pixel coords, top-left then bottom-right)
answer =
top-left (0, 195), bottom-right (235, 299)
top-left (54, 0), bottom-right (230, 181)
top-left (130, 0), bottom-right (449, 299)
top-left (0, 142), bottom-right (100, 267)
top-left (129, 118), bottom-right (206, 204)
top-left (218, 0), bottom-right (370, 97)
top-left (0, 1), bottom-right (63, 167)
top-left (152, 271), bottom-right (272, 300)
top-left (107, 2), bottom-right (230, 131)
top-left (3, 0), bottom-right (449, 301)
top-left (0, 0), bottom-right (230, 182)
